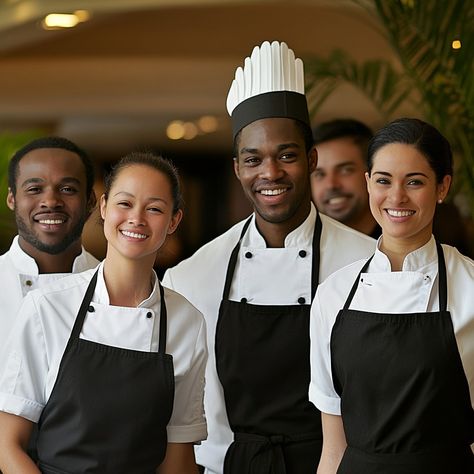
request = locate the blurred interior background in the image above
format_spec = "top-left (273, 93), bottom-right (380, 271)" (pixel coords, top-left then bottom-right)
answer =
top-left (0, 0), bottom-right (472, 272)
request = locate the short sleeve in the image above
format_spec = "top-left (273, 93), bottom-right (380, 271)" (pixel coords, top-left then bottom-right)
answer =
top-left (167, 314), bottom-right (208, 443)
top-left (0, 292), bottom-right (48, 422)
top-left (309, 289), bottom-right (341, 415)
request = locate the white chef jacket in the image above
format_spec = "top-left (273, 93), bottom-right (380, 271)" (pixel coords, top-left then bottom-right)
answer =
top-left (163, 204), bottom-right (376, 474)
top-left (0, 235), bottom-right (99, 348)
top-left (0, 262), bottom-right (208, 443)
top-left (309, 236), bottom-right (474, 418)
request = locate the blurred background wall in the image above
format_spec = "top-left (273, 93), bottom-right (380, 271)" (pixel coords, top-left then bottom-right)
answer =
top-left (0, 0), bottom-right (472, 272)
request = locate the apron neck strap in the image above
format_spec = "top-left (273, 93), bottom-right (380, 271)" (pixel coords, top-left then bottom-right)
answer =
top-left (436, 241), bottom-right (448, 312)
top-left (343, 240), bottom-right (448, 311)
top-left (70, 269), bottom-right (99, 340)
top-left (222, 217), bottom-right (253, 300)
top-left (311, 212), bottom-right (322, 300)
top-left (157, 281), bottom-right (168, 354)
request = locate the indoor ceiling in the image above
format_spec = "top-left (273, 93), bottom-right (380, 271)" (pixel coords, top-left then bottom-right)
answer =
top-left (0, 0), bottom-right (405, 159)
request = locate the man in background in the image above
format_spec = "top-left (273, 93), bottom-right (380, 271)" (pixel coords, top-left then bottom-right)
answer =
top-left (310, 118), bottom-right (380, 238)
top-left (0, 136), bottom-right (99, 347)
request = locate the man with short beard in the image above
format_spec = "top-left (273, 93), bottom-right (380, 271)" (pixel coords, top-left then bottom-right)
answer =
top-left (0, 137), bottom-right (99, 348)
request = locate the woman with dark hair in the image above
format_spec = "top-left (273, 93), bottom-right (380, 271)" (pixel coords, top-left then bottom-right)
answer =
top-left (0, 152), bottom-right (207, 473)
top-left (309, 118), bottom-right (474, 473)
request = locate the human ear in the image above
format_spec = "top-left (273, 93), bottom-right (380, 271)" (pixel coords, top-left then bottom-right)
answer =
top-left (308, 146), bottom-right (318, 173)
top-left (167, 209), bottom-right (183, 235)
top-left (6, 188), bottom-right (15, 211)
top-left (437, 175), bottom-right (452, 203)
top-left (233, 157), bottom-right (240, 180)
top-left (99, 194), bottom-right (107, 221)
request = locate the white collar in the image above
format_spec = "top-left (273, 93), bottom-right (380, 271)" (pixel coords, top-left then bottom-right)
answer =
top-left (9, 235), bottom-right (91, 275)
top-left (244, 203), bottom-right (316, 248)
top-left (93, 261), bottom-right (160, 308)
top-left (371, 235), bottom-right (438, 273)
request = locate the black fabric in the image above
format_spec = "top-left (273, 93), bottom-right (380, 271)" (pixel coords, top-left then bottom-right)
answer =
top-left (331, 242), bottom-right (474, 473)
top-left (231, 91), bottom-right (310, 139)
top-left (215, 214), bottom-right (323, 474)
top-left (36, 271), bottom-right (175, 473)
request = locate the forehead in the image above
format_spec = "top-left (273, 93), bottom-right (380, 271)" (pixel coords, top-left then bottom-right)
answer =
top-left (112, 164), bottom-right (171, 193)
top-left (17, 148), bottom-right (86, 183)
top-left (372, 143), bottom-right (432, 172)
top-left (238, 117), bottom-right (304, 150)
top-left (316, 137), bottom-right (365, 168)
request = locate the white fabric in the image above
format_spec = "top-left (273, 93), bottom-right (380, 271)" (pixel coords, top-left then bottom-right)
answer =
top-left (226, 41), bottom-right (305, 116)
top-left (0, 262), bottom-right (208, 443)
top-left (309, 237), bottom-right (474, 419)
top-left (162, 204), bottom-right (376, 474)
top-left (0, 235), bottom-right (99, 349)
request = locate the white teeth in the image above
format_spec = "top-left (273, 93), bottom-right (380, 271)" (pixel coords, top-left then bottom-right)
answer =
top-left (260, 188), bottom-right (286, 196)
top-left (387, 209), bottom-right (415, 217)
top-left (121, 230), bottom-right (147, 239)
top-left (328, 197), bottom-right (346, 205)
top-left (39, 219), bottom-right (64, 224)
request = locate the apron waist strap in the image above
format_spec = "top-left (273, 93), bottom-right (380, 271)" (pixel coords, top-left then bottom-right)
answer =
top-left (226, 431), bottom-right (322, 474)
top-left (234, 431), bottom-right (321, 444)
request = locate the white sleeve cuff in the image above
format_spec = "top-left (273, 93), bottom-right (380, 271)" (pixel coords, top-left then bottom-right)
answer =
top-left (0, 392), bottom-right (44, 422)
top-left (309, 382), bottom-right (341, 415)
top-left (167, 422), bottom-right (208, 443)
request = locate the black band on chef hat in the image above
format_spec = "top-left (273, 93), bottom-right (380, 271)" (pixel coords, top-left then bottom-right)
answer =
top-left (231, 90), bottom-right (310, 139)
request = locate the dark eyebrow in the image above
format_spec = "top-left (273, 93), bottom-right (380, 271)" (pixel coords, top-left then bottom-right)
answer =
top-left (21, 177), bottom-right (81, 188)
top-left (113, 191), bottom-right (167, 203)
top-left (239, 142), bottom-right (301, 155)
top-left (372, 171), bottom-right (429, 178)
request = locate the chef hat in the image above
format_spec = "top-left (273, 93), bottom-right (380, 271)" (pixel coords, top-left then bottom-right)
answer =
top-left (227, 40), bottom-right (310, 139)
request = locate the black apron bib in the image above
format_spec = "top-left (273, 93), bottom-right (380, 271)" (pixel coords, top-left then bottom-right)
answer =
top-left (36, 270), bottom-right (175, 474)
top-left (215, 215), bottom-right (323, 474)
top-left (331, 242), bottom-right (474, 474)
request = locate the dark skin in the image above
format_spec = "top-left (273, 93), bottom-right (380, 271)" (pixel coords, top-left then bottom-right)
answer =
top-left (234, 117), bottom-right (317, 248)
top-left (6, 148), bottom-right (95, 273)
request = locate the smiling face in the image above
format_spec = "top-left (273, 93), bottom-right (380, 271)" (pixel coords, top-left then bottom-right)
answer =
top-left (100, 164), bottom-right (182, 265)
top-left (7, 148), bottom-right (92, 256)
top-left (311, 137), bottom-right (370, 226)
top-left (366, 143), bottom-right (451, 250)
top-left (234, 117), bottom-right (316, 237)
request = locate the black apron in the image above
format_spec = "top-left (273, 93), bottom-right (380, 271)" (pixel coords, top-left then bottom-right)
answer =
top-left (36, 270), bottom-right (175, 474)
top-left (331, 242), bottom-right (474, 474)
top-left (215, 214), bottom-right (323, 474)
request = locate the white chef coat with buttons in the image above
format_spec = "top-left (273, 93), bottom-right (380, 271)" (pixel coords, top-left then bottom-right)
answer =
top-left (309, 236), bottom-right (474, 418)
top-left (163, 204), bottom-right (376, 474)
top-left (0, 262), bottom-right (208, 443)
top-left (0, 235), bottom-right (99, 348)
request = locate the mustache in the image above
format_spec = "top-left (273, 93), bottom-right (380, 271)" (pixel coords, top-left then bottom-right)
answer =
top-left (323, 190), bottom-right (352, 202)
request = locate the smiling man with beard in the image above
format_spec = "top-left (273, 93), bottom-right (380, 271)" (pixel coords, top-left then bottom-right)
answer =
top-left (310, 119), bottom-right (380, 238)
top-left (163, 41), bottom-right (376, 474)
top-left (0, 137), bottom-right (99, 347)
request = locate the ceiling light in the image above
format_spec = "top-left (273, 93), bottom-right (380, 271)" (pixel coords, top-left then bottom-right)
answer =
top-left (197, 115), bottom-right (218, 133)
top-left (166, 121), bottom-right (185, 140)
top-left (42, 11), bottom-right (90, 30)
top-left (183, 122), bottom-right (198, 140)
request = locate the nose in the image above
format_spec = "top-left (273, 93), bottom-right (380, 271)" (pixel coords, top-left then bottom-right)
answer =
top-left (389, 183), bottom-right (408, 204)
top-left (324, 172), bottom-right (341, 190)
top-left (127, 208), bottom-right (146, 226)
top-left (260, 158), bottom-right (284, 181)
top-left (41, 189), bottom-right (64, 209)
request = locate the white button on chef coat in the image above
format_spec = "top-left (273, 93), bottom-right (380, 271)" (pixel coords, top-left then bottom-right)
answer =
top-left (0, 235), bottom-right (99, 348)
top-left (309, 237), bottom-right (474, 419)
top-left (0, 262), bottom-right (208, 443)
top-left (163, 204), bottom-right (376, 474)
